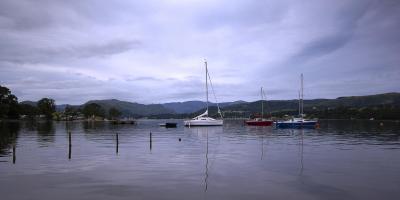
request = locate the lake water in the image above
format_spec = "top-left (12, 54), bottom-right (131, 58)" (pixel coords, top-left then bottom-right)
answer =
top-left (1, 119), bottom-right (400, 200)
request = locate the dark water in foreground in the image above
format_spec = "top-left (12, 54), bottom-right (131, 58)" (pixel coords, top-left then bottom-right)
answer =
top-left (0, 119), bottom-right (399, 200)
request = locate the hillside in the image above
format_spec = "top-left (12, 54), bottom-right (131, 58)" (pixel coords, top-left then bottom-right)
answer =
top-left (220, 93), bottom-right (400, 119)
top-left (19, 101), bottom-right (37, 106)
top-left (223, 93), bottom-right (400, 112)
top-left (84, 99), bottom-right (174, 117)
top-left (19, 93), bottom-right (400, 119)
top-left (162, 100), bottom-right (246, 114)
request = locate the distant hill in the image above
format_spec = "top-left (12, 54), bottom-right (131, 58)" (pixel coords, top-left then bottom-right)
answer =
top-left (20, 99), bottom-right (245, 117)
top-left (84, 99), bottom-right (174, 117)
top-left (19, 101), bottom-right (37, 106)
top-left (162, 100), bottom-right (246, 114)
top-left (19, 93), bottom-right (400, 119)
top-left (162, 101), bottom-right (206, 114)
top-left (221, 92), bottom-right (400, 119)
top-left (20, 101), bottom-right (74, 112)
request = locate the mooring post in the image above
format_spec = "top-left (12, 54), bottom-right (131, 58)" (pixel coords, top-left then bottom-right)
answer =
top-left (116, 133), bottom-right (119, 154)
top-left (150, 132), bottom-right (152, 150)
top-left (68, 131), bottom-right (71, 160)
top-left (12, 144), bottom-right (16, 164)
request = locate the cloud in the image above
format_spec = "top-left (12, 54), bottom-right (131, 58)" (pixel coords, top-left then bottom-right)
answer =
top-left (0, 37), bottom-right (141, 64)
top-left (0, 0), bottom-right (399, 104)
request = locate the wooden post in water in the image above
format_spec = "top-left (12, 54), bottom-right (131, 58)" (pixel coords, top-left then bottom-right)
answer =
top-left (68, 131), bottom-right (71, 160)
top-left (116, 133), bottom-right (119, 154)
top-left (150, 132), bottom-right (152, 150)
top-left (12, 144), bottom-right (16, 164)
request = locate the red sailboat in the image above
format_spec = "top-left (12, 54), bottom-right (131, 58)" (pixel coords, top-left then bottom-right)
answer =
top-left (245, 87), bottom-right (273, 126)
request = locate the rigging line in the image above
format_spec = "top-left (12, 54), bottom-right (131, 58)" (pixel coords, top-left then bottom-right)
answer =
top-left (262, 88), bottom-right (269, 116)
top-left (207, 70), bottom-right (223, 118)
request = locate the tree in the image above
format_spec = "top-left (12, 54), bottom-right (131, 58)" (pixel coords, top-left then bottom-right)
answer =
top-left (109, 107), bottom-right (122, 120)
top-left (0, 85), bottom-right (19, 119)
top-left (19, 104), bottom-right (39, 119)
top-left (82, 103), bottom-right (105, 118)
top-left (64, 105), bottom-right (74, 114)
top-left (38, 98), bottom-right (56, 120)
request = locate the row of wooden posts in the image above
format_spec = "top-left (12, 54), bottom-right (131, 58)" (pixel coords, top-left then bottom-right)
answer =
top-left (66, 131), bottom-right (154, 160)
top-left (11, 131), bottom-right (158, 163)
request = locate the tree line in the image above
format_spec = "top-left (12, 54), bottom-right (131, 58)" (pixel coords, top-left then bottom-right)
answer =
top-left (0, 85), bottom-right (121, 120)
top-left (1, 85), bottom-right (55, 120)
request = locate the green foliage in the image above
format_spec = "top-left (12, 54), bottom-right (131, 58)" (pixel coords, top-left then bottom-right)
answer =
top-left (304, 105), bottom-right (400, 120)
top-left (83, 103), bottom-right (105, 118)
top-left (37, 98), bottom-right (56, 120)
top-left (108, 107), bottom-right (121, 119)
top-left (52, 112), bottom-right (62, 121)
top-left (64, 105), bottom-right (80, 116)
top-left (0, 85), bottom-right (19, 119)
top-left (19, 103), bottom-right (39, 119)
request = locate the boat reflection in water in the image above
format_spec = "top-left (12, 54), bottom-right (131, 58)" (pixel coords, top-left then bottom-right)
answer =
top-left (185, 126), bottom-right (223, 193)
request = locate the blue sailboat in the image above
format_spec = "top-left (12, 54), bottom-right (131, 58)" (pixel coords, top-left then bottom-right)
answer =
top-left (275, 74), bottom-right (318, 129)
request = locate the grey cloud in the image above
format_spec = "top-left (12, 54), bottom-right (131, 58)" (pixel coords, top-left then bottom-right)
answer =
top-left (125, 76), bottom-right (162, 82)
top-left (195, 0), bottom-right (289, 29)
top-left (68, 40), bottom-right (141, 58)
top-left (1, 67), bottom-right (144, 104)
top-left (0, 0), bottom-right (399, 104)
top-left (0, 0), bottom-right (55, 30)
top-left (291, 1), bottom-right (372, 64)
top-left (292, 33), bottom-right (353, 63)
top-left (0, 39), bottom-right (141, 64)
top-left (0, 0), bottom-right (150, 30)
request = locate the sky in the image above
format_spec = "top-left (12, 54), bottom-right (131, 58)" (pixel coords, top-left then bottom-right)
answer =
top-left (0, 0), bottom-right (399, 105)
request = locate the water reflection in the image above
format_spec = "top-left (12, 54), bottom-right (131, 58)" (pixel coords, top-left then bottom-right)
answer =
top-left (83, 121), bottom-right (109, 131)
top-left (12, 144), bottom-right (16, 164)
top-left (36, 121), bottom-right (55, 145)
top-left (68, 131), bottom-right (71, 160)
top-left (299, 129), bottom-right (304, 176)
top-left (0, 120), bottom-right (399, 200)
top-left (116, 133), bottom-right (119, 154)
top-left (205, 128), bottom-right (209, 192)
top-left (261, 136), bottom-right (265, 160)
top-left (184, 126), bottom-right (222, 193)
top-left (0, 122), bottom-right (19, 157)
top-left (150, 132), bottom-right (152, 151)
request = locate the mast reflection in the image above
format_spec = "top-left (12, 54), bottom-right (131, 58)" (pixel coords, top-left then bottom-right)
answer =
top-left (204, 129), bottom-right (209, 192)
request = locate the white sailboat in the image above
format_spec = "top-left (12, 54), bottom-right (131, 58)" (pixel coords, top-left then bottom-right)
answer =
top-left (184, 61), bottom-right (223, 126)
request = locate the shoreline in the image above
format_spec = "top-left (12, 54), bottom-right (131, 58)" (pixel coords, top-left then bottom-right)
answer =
top-left (1, 118), bottom-right (400, 123)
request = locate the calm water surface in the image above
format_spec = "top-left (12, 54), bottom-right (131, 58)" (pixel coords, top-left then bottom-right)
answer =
top-left (1, 119), bottom-right (400, 200)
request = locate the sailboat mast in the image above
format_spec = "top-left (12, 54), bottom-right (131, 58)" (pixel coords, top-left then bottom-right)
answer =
top-left (205, 61), bottom-right (209, 113)
top-left (301, 73), bottom-right (304, 117)
top-left (261, 87), bottom-right (264, 119)
top-left (298, 90), bottom-right (301, 116)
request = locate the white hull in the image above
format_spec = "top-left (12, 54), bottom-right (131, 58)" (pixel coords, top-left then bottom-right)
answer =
top-left (184, 119), bottom-right (223, 126)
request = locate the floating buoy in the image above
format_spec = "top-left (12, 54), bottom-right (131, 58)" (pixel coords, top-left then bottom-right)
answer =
top-left (380, 122), bottom-right (384, 126)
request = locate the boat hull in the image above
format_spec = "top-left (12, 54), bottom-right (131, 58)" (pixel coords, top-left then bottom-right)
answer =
top-left (275, 121), bottom-right (318, 129)
top-left (160, 123), bottom-right (177, 128)
top-left (184, 120), bottom-right (223, 126)
top-left (245, 120), bottom-right (273, 126)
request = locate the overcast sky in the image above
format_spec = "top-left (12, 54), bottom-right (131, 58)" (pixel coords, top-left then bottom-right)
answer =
top-left (0, 0), bottom-right (399, 104)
